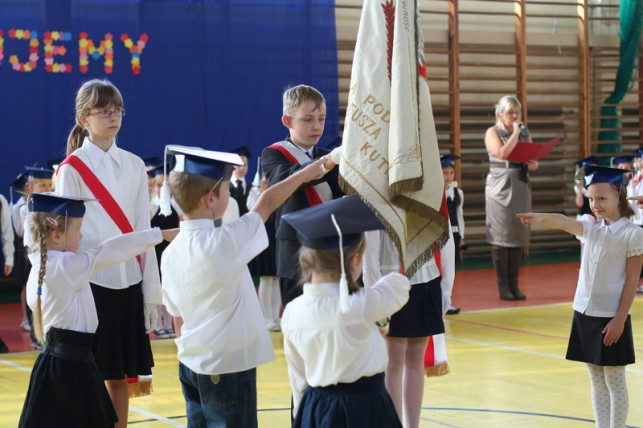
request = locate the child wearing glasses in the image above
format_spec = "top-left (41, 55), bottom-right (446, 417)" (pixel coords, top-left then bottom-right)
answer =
top-left (55, 79), bottom-right (160, 428)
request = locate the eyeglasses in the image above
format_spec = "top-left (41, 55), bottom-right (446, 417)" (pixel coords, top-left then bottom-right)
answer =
top-left (87, 108), bottom-right (126, 119)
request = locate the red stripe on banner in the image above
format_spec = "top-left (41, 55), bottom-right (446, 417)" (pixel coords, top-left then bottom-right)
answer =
top-left (59, 155), bottom-right (142, 268)
top-left (424, 335), bottom-right (436, 367)
top-left (267, 144), bottom-right (323, 206)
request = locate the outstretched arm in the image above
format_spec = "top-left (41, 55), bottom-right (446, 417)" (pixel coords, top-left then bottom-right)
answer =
top-left (517, 212), bottom-right (583, 236)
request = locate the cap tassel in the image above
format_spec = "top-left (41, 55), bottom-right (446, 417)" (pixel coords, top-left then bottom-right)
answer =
top-left (159, 146), bottom-right (172, 216)
top-left (252, 155), bottom-right (262, 187)
top-left (331, 214), bottom-right (350, 313)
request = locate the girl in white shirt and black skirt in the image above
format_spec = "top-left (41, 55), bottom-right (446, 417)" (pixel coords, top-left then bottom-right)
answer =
top-left (519, 165), bottom-right (643, 427)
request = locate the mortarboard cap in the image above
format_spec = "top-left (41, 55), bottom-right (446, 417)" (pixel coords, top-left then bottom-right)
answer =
top-left (47, 156), bottom-right (66, 171)
top-left (10, 172), bottom-right (28, 190)
top-left (230, 146), bottom-right (252, 159)
top-left (24, 166), bottom-right (54, 179)
top-left (576, 165), bottom-right (630, 188)
top-left (282, 195), bottom-right (383, 250)
top-left (148, 163), bottom-right (169, 178)
top-left (166, 145), bottom-right (243, 181)
top-left (611, 155), bottom-right (634, 167)
top-left (22, 191), bottom-right (96, 218)
top-left (143, 156), bottom-right (162, 167)
top-left (440, 154), bottom-right (460, 168)
top-left (575, 156), bottom-right (600, 167)
top-left (634, 148), bottom-right (643, 158)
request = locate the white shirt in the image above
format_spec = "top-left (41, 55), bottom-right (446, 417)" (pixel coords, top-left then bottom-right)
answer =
top-left (282, 273), bottom-right (410, 414)
top-left (161, 212), bottom-right (274, 375)
top-left (10, 196), bottom-right (25, 238)
top-left (27, 228), bottom-right (161, 335)
top-left (55, 138), bottom-right (162, 304)
top-left (222, 197), bottom-right (240, 224)
top-left (0, 195), bottom-right (14, 266)
top-left (362, 226), bottom-right (455, 313)
top-left (446, 182), bottom-right (465, 238)
top-left (575, 215), bottom-right (643, 317)
top-left (627, 173), bottom-right (643, 225)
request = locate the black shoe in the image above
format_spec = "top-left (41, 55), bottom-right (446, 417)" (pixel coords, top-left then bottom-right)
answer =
top-left (0, 339), bottom-right (9, 354)
top-left (500, 293), bottom-right (515, 301)
top-left (446, 307), bottom-right (461, 315)
top-left (513, 292), bottom-right (526, 300)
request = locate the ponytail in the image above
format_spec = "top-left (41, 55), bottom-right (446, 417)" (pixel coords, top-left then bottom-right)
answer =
top-left (66, 123), bottom-right (85, 156)
top-left (32, 228), bottom-right (49, 344)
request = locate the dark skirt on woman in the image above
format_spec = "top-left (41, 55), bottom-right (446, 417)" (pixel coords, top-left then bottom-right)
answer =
top-left (293, 373), bottom-right (401, 428)
top-left (566, 310), bottom-right (635, 366)
top-left (91, 282), bottom-right (154, 380)
top-left (388, 277), bottom-right (445, 338)
top-left (19, 328), bottom-right (117, 428)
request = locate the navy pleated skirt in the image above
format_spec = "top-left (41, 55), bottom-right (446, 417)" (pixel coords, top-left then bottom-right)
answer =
top-left (388, 277), bottom-right (444, 338)
top-left (293, 373), bottom-right (402, 428)
top-left (19, 328), bottom-right (118, 428)
top-left (566, 311), bottom-right (635, 366)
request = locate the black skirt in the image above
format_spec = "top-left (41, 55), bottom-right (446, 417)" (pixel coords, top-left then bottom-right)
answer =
top-left (388, 277), bottom-right (445, 338)
top-left (91, 282), bottom-right (154, 380)
top-left (252, 213), bottom-right (277, 277)
top-left (293, 373), bottom-right (402, 428)
top-left (19, 328), bottom-right (118, 428)
top-left (566, 310), bottom-right (635, 366)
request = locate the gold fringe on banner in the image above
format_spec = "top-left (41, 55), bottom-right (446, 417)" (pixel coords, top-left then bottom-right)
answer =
top-left (128, 376), bottom-right (153, 398)
top-left (424, 362), bottom-right (450, 378)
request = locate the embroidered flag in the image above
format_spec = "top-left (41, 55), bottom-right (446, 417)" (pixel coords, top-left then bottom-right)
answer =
top-left (339, 0), bottom-right (448, 276)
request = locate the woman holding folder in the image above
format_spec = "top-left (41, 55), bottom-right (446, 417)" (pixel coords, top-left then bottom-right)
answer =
top-left (484, 95), bottom-right (539, 301)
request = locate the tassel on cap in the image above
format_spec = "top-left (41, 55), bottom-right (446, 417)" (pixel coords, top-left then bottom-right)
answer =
top-left (331, 214), bottom-right (350, 313)
top-left (159, 146), bottom-right (172, 216)
top-left (251, 155), bottom-right (262, 187)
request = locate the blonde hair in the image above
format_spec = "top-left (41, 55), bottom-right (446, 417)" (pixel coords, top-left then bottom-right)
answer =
top-left (298, 237), bottom-right (366, 293)
top-left (26, 211), bottom-right (67, 344)
top-left (494, 95), bottom-right (522, 131)
top-left (169, 171), bottom-right (219, 214)
top-left (66, 79), bottom-right (124, 156)
top-left (282, 84), bottom-right (325, 117)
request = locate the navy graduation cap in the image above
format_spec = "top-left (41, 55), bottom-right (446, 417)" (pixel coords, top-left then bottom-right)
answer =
top-left (24, 166), bottom-right (54, 179)
top-left (575, 156), bottom-right (600, 167)
top-left (147, 163), bottom-right (169, 178)
top-left (142, 156), bottom-right (162, 168)
top-left (230, 145), bottom-right (252, 159)
top-left (165, 145), bottom-right (244, 180)
top-left (10, 172), bottom-right (28, 190)
top-left (440, 154), bottom-right (460, 168)
top-left (611, 155), bottom-right (634, 166)
top-left (282, 195), bottom-right (383, 250)
top-left (635, 148), bottom-right (643, 158)
top-left (23, 191), bottom-right (96, 218)
top-left (575, 165), bottom-right (631, 188)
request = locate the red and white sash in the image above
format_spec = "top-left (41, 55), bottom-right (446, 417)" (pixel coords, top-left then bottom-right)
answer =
top-left (267, 141), bottom-right (333, 206)
top-left (58, 155), bottom-right (142, 269)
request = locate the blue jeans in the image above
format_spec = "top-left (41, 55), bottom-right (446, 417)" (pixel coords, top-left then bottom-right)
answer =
top-left (178, 363), bottom-right (257, 428)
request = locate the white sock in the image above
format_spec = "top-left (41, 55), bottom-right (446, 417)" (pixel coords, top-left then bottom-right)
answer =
top-left (587, 363), bottom-right (610, 428)
top-left (604, 365), bottom-right (628, 428)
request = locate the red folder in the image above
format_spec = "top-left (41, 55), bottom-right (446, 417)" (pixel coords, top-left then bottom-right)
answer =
top-left (506, 136), bottom-right (562, 163)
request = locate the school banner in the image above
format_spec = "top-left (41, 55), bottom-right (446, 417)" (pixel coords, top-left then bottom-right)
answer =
top-left (0, 0), bottom-right (339, 201)
top-left (338, 0), bottom-right (447, 276)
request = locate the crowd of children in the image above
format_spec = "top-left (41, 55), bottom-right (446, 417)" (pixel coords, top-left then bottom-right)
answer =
top-left (6, 80), bottom-right (643, 428)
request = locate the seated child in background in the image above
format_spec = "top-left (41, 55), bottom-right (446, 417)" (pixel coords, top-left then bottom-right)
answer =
top-left (159, 145), bottom-right (325, 427)
top-left (19, 192), bottom-right (176, 428)
top-left (281, 196), bottom-right (411, 427)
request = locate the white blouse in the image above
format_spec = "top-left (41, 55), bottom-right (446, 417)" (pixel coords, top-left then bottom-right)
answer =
top-left (282, 273), bottom-right (410, 414)
top-left (55, 138), bottom-right (162, 304)
top-left (27, 228), bottom-right (162, 335)
top-left (575, 215), bottom-right (643, 317)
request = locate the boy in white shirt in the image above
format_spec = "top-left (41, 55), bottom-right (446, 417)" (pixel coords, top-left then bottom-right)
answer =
top-left (160, 145), bottom-right (324, 427)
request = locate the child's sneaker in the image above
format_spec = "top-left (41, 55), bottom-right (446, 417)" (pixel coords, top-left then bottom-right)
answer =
top-left (20, 319), bottom-right (32, 332)
top-left (154, 329), bottom-right (169, 339)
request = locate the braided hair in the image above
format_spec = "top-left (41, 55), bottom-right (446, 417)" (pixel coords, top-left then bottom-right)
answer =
top-left (27, 211), bottom-right (66, 344)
